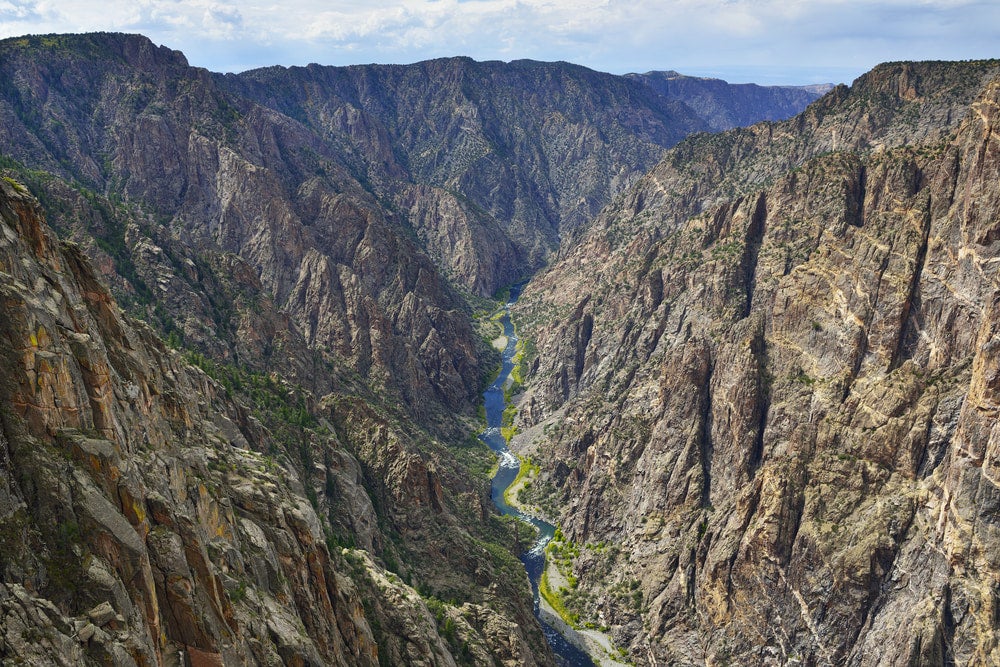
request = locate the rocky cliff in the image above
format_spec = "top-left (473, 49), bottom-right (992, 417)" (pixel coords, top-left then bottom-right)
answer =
top-left (5, 30), bottom-right (987, 667)
top-left (513, 60), bottom-right (1000, 664)
top-left (0, 176), bottom-right (552, 665)
top-left (0, 33), bottom-right (484, 429)
top-left (0, 32), bottom-right (730, 666)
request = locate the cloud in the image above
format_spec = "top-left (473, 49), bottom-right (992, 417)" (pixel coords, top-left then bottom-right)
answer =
top-left (0, 0), bottom-right (996, 84)
top-left (202, 4), bottom-right (243, 38)
top-left (0, 0), bottom-right (44, 21)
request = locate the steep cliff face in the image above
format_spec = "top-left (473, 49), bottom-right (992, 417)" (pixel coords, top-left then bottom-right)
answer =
top-left (0, 178), bottom-right (552, 665)
top-left (627, 70), bottom-right (830, 131)
top-left (0, 34), bottom-right (838, 309)
top-left (11, 31), bottom-right (998, 666)
top-left (514, 61), bottom-right (1000, 664)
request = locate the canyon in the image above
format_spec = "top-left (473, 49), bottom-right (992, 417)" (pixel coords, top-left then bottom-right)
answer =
top-left (2, 31), bottom-right (996, 666)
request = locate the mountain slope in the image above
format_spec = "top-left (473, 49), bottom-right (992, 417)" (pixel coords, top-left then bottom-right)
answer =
top-left (513, 60), bottom-right (1000, 665)
top-left (0, 32), bottom-right (484, 424)
top-left (0, 177), bottom-right (380, 664)
top-left (0, 33), bottom-right (559, 665)
top-left (5, 31), bottom-right (982, 666)
top-left (224, 57), bottom-right (709, 289)
top-left (0, 33), bottom-right (723, 666)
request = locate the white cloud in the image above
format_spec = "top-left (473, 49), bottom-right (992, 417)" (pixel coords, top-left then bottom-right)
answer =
top-left (0, 0), bottom-right (996, 84)
top-left (0, 0), bottom-right (43, 21)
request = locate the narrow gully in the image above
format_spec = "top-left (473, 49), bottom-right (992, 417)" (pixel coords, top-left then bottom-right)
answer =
top-left (479, 284), bottom-right (595, 667)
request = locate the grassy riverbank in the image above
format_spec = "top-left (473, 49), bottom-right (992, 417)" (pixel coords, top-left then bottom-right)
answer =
top-left (539, 531), bottom-right (632, 666)
top-left (502, 457), bottom-right (540, 511)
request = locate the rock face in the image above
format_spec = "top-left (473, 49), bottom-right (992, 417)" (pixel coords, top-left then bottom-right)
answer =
top-left (0, 32), bottom-right (720, 666)
top-left (0, 178), bottom-right (551, 665)
top-left (627, 70), bottom-right (832, 131)
top-left (514, 60), bottom-right (1000, 664)
top-left (0, 178), bottom-right (370, 665)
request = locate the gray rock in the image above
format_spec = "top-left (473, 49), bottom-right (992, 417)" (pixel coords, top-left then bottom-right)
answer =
top-left (87, 601), bottom-right (116, 627)
top-left (78, 623), bottom-right (97, 642)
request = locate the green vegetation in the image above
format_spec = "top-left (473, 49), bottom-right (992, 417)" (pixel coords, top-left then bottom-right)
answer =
top-left (540, 565), bottom-right (580, 627)
top-left (792, 368), bottom-right (817, 386)
top-left (500, 403), bottom-right (518, 442)
top-left (446, 432), bottom-right (497, 482)
top-left (503, 456), bottom-right (539, 507)
top-left (43, 519), bottom-right (88, 605)
top-left (0, 508), bottom-right (31, 571)
top-left (518, 458), bottom-right (560, 518)
top-left (183, 350), bottom-right (317, 452)
top-left (540, 528), bottom-right (643, 650)
top-left (548, 528), bottom-right (580, 587)
top-left (539, 528), bottom-right (582, 626)
top-left (227, 579), bottom-right (248, 603)
top-left (424, 597), bottom-right (476, 665)
top-left (1, 175), bottom-right (28, 193)
top-left (508, 335), bottom-right (536, 394)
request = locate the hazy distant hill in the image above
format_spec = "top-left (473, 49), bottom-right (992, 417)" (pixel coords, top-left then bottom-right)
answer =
top-left (628, 69), bottom-right (833, 130)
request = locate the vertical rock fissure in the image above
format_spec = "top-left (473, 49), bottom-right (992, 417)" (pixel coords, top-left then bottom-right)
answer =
top-left (914, 409), bottom-right (942, 478)
top-left (848, 506), bottom-right (919, 654)
top-left (941, 583), bottom-right (958, 666)
top-left (780, 482), bottom-right (807, 568)
top-left (842, 248), bottom-right (893, 402)
top-left (740, 192), bottom-right (768, 319)
top-left (575, 312), bottom-right (593, 382)
top-left (699, 360), bottom-right (715, 508)
top-left (848, 164), bottom-right (867, 228)
top-left (726, 480), bottom-right (762, 599)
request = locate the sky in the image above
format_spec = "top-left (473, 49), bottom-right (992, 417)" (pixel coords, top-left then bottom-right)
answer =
top-left (0, 1), bottom-right (997, 85)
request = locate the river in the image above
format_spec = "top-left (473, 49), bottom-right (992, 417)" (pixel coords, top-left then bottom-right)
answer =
top-left (479, 284), bottom-right (595, 667)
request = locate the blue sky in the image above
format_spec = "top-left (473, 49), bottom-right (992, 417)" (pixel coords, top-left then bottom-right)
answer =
top-left (1, 1), bottom-right (997, 85)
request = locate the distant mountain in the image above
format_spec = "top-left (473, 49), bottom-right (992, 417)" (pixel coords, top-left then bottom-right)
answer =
top-left (627, 70), bottom-right (833, 131)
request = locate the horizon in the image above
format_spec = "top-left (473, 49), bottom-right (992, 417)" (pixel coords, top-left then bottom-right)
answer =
top-left (3, 30), bottom-right (852, 87)
top-left (8, 28), bottom-right (998, 90)
top-left (1, 1), bottom-right (998, 87)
